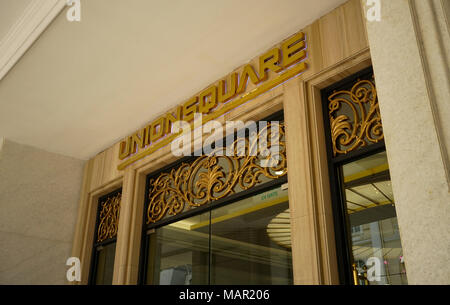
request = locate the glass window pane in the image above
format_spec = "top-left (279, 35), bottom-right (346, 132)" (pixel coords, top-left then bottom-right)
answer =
top-left (373, 181), bottom-right (394, 202)
top-left (144, 185), bottom-right (292, 285)
top-left (209, 186), bottom-right (292, 285)
top-left (146, 212), bottom-right (210, 285)
top-left (94, 242), bottom-right (116, 285)
top-left (343, 152), bottom-right (407, 285)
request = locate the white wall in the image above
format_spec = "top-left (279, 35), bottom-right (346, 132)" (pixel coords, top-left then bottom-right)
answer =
top-left (0, 139), bottom-right (84, 284)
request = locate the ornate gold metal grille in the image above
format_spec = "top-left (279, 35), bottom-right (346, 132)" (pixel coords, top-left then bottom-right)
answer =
top-left (328, 77), bottom-right (383, 156)
top-left (97, 192), bottom-right (121, 242)
top-left (146, 122), bottom-right (287, 224)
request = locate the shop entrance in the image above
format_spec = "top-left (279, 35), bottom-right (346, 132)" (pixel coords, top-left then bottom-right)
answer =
top-left (138, 112), bottom-right (292, 285)
top-left (322, 68), bottom-right (408, 285)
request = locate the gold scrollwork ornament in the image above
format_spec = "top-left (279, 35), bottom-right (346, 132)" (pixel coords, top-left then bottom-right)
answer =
top-left (146, 122), bottom-right (287, 224)
top-left (97, 193), bottom-right (121, 242)
top-left (328, 78), bottom-right (383, 156)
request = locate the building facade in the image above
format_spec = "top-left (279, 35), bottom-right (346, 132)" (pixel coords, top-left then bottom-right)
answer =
top-left (0, 0), bottom-right (449, 285)
top-left (69, 0), bottom-right (450, 285)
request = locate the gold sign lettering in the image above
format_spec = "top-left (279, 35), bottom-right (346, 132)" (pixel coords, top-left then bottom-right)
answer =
top-left (236, 64), bottom-right (260, 94)
top-left (165, 106), bottom-right (182, 135)
top-left (259, 48), bottom-right (282, 81)
top-left (149, 117), bottom-right (165, 142)
top-left (198, 86), bottom-right (217, 114)
top-left (281, 32), bottom-right (306, 68)
top-left (218, 73), bottom-right (237, 103)
top-left (117, 31), bottom-right (308, 169)
top-left (183, 96), bottom-right (197, 122)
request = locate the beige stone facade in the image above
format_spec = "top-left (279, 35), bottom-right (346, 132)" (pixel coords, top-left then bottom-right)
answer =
top-left (1, 0), bottom-right (448, 285)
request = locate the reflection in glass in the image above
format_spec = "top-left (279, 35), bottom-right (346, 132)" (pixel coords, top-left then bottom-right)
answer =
top-left (343, 151), bottom-right (407, 285)
top-left (146, 212), bottom-right (210, 285)
top-left (209, 187), bottom-right (292, 284)
top-left (94, 242), bottom-right (116, 285)
top-left (145, 186), bottom-right (292, 285)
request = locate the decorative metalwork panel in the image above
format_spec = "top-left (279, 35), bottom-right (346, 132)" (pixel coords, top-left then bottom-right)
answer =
top-left (327, 76), bottom-right (383, 156)
top-left (146, 122), bottom-right (287, 224)
top-left (97, 192), bottom-right (121, 242)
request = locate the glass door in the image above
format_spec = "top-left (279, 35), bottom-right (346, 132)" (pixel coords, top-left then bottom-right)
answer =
top-left (342, 151), bottom-right (407, 285)
top-left (321, 67), bottom-right (408, 285)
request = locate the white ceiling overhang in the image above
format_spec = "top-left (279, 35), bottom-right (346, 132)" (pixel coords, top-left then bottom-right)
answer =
top-left (0, 0), bottom-right (347, 160)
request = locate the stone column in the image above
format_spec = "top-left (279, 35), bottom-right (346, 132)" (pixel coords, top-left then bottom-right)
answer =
top-left (363, 0), bottom-right (450, 284)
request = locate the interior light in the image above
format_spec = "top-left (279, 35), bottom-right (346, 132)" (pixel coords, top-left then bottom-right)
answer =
top-left (266, 209), bottom-right (291, 249)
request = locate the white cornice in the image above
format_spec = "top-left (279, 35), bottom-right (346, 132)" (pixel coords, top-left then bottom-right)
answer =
top-left (0, 0), bottom-right (66, 81)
